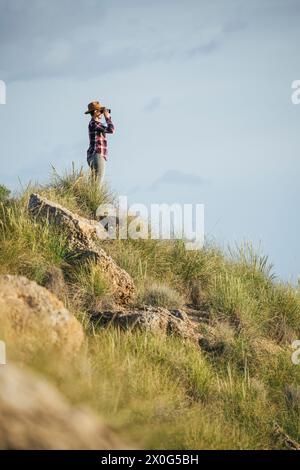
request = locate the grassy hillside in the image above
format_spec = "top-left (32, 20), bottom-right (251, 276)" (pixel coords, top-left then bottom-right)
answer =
top-left (0, 167), bottom-right (299, 449)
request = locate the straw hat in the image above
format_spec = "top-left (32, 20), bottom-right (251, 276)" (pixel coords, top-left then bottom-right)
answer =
top-left (84, 101), bottom-right (106, 115)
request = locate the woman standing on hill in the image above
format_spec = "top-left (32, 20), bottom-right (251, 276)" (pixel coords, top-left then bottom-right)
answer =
top-left (85, 101), bottom-right (115, 185)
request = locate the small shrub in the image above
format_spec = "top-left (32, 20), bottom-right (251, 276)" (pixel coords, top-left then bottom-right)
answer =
top-left (69, 260), bottom-right (113, 311)
top-left (266, 284), bottom-right (300, 343)
top-left (137, 279), bottom-right (186, 309)
top-left (209, 272), bottom-right (265, 333)
top-left (0, 184), bottom-right (10, 203)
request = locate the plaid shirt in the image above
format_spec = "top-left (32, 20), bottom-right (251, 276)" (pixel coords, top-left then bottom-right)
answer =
top-left (87, 116), bottom-right (115, 162)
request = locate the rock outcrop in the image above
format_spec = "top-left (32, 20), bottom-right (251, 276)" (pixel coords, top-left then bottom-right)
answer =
top-left (28, 193), bottom-right (135, 305)
top-left (0, 363), bottom-right (126, 450)
top-left (91, 305), bottom-right (236, 354)
top-left (91, 305), bottom-right (201, 346)
top-left (43, 266), bottom-right (67, 302)
top-left (0, 275), bottom-right (84, 355)
top-left (29, 193), bottom-right (107, 248)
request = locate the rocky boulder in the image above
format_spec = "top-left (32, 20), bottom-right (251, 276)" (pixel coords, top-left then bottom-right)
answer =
top-left (91, 305), bottom-right (201, 345)
top-left (0, 363), bottom-right (126, 450)
top-left (28, 193), bottom-right (107, 249)
top-left (91, 305), bottom-right (234, 354)
top-left (28, 193), bottom-right (135, 305)
top-left (0, 275), bottom-right (84, 355)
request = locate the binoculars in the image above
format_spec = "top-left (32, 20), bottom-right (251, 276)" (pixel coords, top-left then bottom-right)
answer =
top-left (101, 108), bottom-right (111, 114)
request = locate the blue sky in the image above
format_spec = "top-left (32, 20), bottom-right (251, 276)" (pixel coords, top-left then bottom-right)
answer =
top-left (0, 0), bottom-right (299, 281)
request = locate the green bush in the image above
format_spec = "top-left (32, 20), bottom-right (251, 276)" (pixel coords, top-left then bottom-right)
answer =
top-left (137, 279), bottom-right (186, 309)
top-left (0, 184), bottom-right (10, 203)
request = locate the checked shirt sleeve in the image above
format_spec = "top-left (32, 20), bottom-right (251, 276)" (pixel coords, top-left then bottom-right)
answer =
top-left (90, 117), bottom-right (115, 134)
top-left (103, 116), bottom-right (115, 134)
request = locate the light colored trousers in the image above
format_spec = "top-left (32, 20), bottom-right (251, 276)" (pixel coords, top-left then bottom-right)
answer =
top-left (89, 153), bottom-right (106, 185)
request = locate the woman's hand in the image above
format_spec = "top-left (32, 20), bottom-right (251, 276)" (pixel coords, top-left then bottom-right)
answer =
top-left (103, 109), bottom-right (111, 119)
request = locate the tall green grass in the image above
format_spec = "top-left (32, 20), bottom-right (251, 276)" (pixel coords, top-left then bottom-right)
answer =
top-left (0, 198), bottom-right (68, 284)
top-left (42, 164), bottom-right (117, 218)
top-left (0, 166), bottom-right (299, 449)
top-left (5, 324), bottom-right (299, 449)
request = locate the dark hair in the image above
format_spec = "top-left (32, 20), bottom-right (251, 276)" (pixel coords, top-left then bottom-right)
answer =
top-left (91, 109), bottom-right (102, 117)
